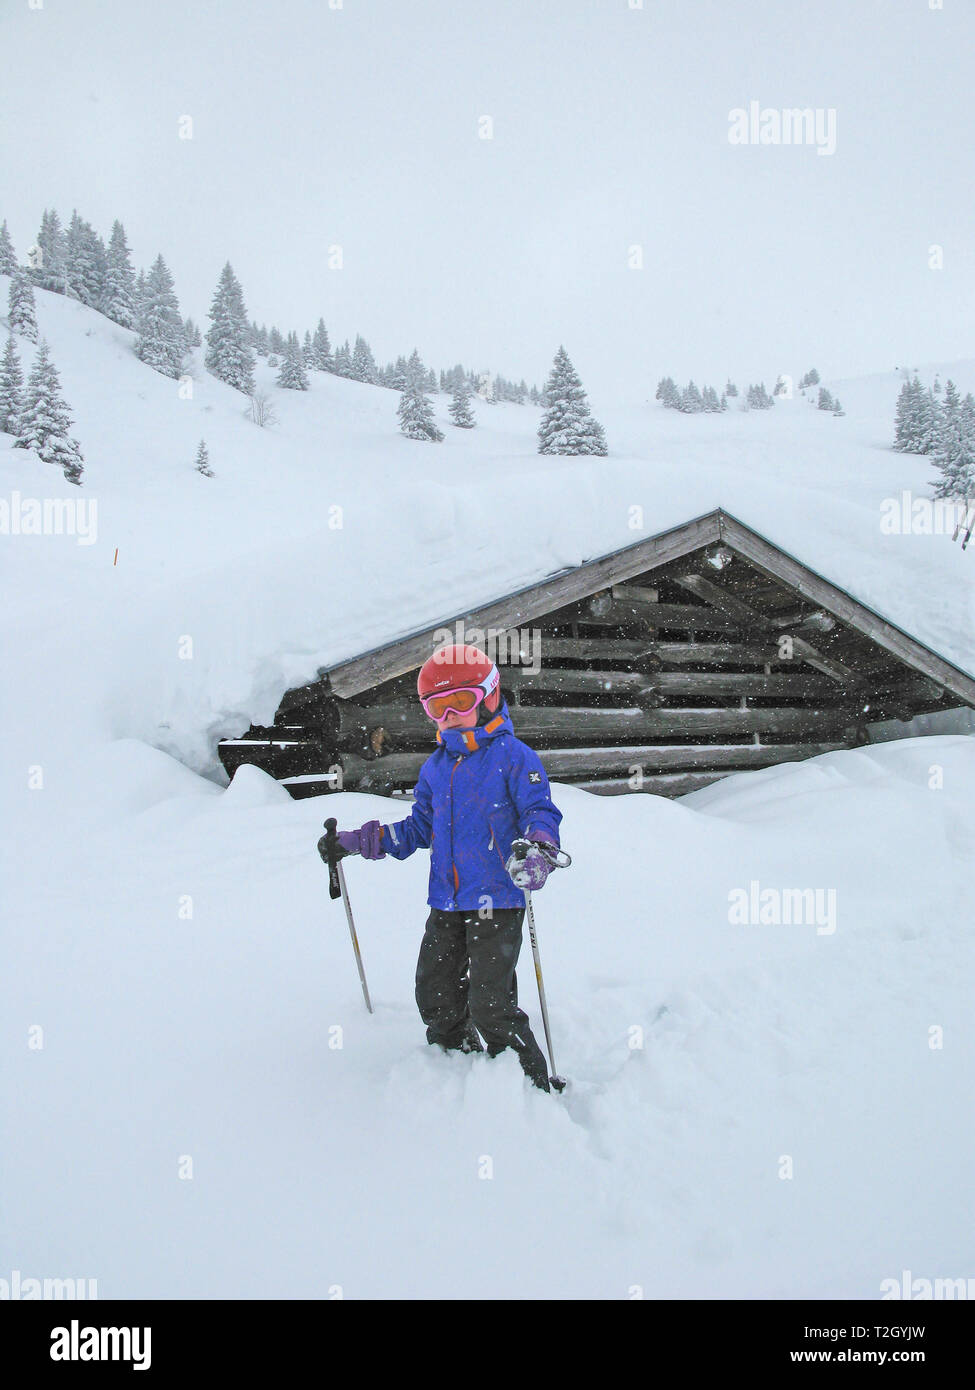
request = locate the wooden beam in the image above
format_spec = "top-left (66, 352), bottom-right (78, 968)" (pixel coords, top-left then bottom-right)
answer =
top-left (610, 582), bottom-right (660, 604)
top-left (330, 699), bottom-right (857, 746)
top-left (551, 600), bottom-right (743, 632)
top-left (672, 571), bottom-right (866, 688)
top-left (335, 740), bottom-right (850, 788)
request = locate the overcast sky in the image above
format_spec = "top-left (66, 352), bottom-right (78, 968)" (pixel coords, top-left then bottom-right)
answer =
top-left (2, 0), bottom-right (973, 404)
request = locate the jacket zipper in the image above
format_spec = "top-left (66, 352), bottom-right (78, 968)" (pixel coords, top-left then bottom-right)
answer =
top-left (449, 757), bottom-right (461, 895)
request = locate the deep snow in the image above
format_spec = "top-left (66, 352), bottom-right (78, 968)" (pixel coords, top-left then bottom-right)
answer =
top-left (2, 281), bottom-right (973, 1298)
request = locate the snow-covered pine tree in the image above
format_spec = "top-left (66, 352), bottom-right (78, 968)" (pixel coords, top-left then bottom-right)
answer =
top-left (702, 385), bottom-right (721, 412)
top-left (893, 374), bottom-right (922, 451)
top-left (31, 209), bottom-right (67, 293)
top-left (268, 326), bottom-right (285, 356)
top-left (183, 316), bottom-right (202, 348)
top-left (302, 330), bottom-right (313, 364)
top-left (404, 348), bottom-right (427, 390)
top-left (64, 211), bottom-right (106, 309)
top-left (135, 255), bottom-right (186, 378)
top-left (424, 367), bottom-right (438, 393)
top-left (930, 380), bottom-right (974, 499)
top-left (817, 388), bottom-right (834, 411)
top-left (746, 382), bottom-right (775, 409)
top-left (680, 381), bottom-right (704, 413)
top-left (102, 220), bottom-right (138, 328)
top-left (204, 262), bottom-right (256, 394)
top-left (397, 380), bottom-right (443, 441)
top-left (277, 333), bottom-right (310, 389)
top-left (0, 334), bottom-right (24, 433)
top-left (194, 439), bottom-right (214, 476)
top-left (448, 380), bottom-right (475, 428)
top-left (387, 355), bottom-right (408, 390)
top-left (351, 334), bottom-right (378, 384)
top-left (333, 339), bottom-right (353, 377)
top-left (917, 382), bottom-right (941, 456)
top-left (724, 379), bottom-right (738, 397)
top-left (537, 346), bottom-right (607, 455)
top-left (255, 323), bottom-right (270, 357)
top-left (134, 268), bottom-right (147, 328)
top-left (13, 339), bottom-right (85, 483)
top-left (8, 270), bottom-right (39, 341)
top-left (0, 219), bottom-right (18, 275)
top-left (832, 398), bottom-right (844, 416)
top-left (311, 318), bottom-right (331, 371)
top-left (654, 376), bottom-right (680, 408)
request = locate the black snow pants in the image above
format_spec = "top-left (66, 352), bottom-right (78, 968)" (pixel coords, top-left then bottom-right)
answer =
top-left (415, 906), bottom-right (551, 1091)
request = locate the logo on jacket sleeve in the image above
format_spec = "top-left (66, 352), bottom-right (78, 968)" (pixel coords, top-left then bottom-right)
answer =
top-left (528, 770), bottom-right (542, 783)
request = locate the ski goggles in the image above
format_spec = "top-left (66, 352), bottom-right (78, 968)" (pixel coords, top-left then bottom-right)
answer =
top-left (419, 666), bottom-right (500, 721)
top-left (419, 684), bottom-right (490, 721)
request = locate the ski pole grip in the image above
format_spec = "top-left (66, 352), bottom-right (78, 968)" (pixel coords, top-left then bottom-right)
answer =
top-left (323, 818), bottom-right (343, 900)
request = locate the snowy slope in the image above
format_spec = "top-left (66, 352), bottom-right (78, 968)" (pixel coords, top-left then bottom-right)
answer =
top-left (2, 283), bottom-right (974, 1300)
top-left (2, 277), bottom-right (974, 780)
top-left (3, 737), bottom-right (973, 1298)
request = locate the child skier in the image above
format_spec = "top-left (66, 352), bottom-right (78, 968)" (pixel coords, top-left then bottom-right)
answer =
top-left (320, 643), bottom-right (565, 1091)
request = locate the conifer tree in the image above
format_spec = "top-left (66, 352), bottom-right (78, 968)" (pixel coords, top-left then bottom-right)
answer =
top-left (404, 348), bottom-right (427, 390)
top-left (268, 326), bottom-right (285, 356)
top-left (917, 382), bottom-right (941, 455)
top-left (817, 387), bottom-right (834, 411)
top-left (195, 439), bottom-right (214, 476)
top-left (680, 381), bottom-right (704, 413)
top-left (102, 220), bottom-right (138, 328)
top-left (204, 262), bottom-right (256, 394)
top-left (351, 334), bottom-right (378, 384)
top-left (31, 209), bottom-right (67, 292)
top-left (311, 318), bottom-right (332, 371)
top-left (397, 380), bottom-right (444, 441)
top-left (64, 211), bottom-right (106, 308)
top-left (302, 330), bottom-right (314, 364)
top-left (724, 379), bottom-right (738, 398)
top-left (0, 219), bottom-right (18, 275)
top-left (135, 255), bottom-right (186, 378)
top-left (134, 268), bottom-right (147, 326)
top-left (387, 355), bottom-right (409, 390)
top-left (14, 339), bottom-right (85, 483)
top-left (8, 270), bottom-right (39, 341)
top-left (333, 339), bottom-right (353, 377)
top-left (277, 333), bottom-right (310, 389)
top-left (537, 346), bottom-right (607, 455)
top-left (702, 385), bottom-right (721, 412)
top-left (655, 376), bottom-right (680, 408)
top-left (931, 380), bottom-right (974, 499)
top-left (0, 334), bottom-right (24, 433)
top-left (183, 316), bottom-right (202, 348)
top-left (448, 380), bottom-right (475, 428)
top-left (893, 374), bottom-right (922, 452)
top-left (746, 382), bottom-right (775, 410)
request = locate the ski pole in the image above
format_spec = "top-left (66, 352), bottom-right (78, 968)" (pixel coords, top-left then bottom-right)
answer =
top-left (522, 888), bottom-right (565, 1091)
top-left (323, 817), bottom-right (373, 1014)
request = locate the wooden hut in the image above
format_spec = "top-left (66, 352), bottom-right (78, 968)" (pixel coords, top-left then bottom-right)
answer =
top-left (218, 508), bottom-right (975, 798)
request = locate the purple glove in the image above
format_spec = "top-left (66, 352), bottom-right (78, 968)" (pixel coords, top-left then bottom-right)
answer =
top-left (506, 832), bottom-right (557, 891)
top-left (332, 820), bottom-right (386, 860)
